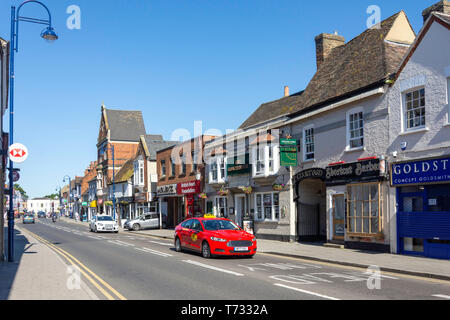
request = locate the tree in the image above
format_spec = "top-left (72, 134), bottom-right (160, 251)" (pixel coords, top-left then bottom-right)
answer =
top-left (44, 193), bottom-right (59, 200)
top-left (13, 184), bottom-right (28, 200)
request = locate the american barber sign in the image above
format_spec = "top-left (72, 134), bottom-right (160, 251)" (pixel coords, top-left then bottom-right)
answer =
top-left (391, 156), bottom-right (450, 186)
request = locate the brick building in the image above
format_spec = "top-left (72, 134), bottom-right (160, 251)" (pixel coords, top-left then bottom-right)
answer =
top-left (96, 104), bottom-right (146, 215)
top-left (156, 135), bottom-right (216, 228)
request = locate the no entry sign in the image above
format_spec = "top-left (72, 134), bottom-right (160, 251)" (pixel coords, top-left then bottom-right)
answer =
top-left (8, 143), bottom-right (29, 163)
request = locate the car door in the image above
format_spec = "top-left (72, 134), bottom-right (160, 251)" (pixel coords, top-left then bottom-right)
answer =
top-left (179, 219), bottom-right (193, 247)
top-left (142, 214), bottom-right (152, 229)
top-left (149, 213), bottom-right (159, 229)
top-left (189, 219), bottom-right (204, 251)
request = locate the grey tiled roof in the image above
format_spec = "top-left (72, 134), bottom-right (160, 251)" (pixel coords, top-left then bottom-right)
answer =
top-left (143, 135), bottom-right (178, 161)
top-left (105, 109), bottom-right (146, 142)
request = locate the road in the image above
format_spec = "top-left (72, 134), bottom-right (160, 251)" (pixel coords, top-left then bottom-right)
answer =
top-left (18, 218), bottom-right (450, 301)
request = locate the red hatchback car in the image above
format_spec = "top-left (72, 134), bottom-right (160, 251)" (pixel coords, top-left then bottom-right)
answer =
top-left (174, 216), bottom-right (257, 258)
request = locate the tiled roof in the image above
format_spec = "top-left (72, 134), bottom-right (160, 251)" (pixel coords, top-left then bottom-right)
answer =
top-left (143, 135), bottom-right (178, 161)
top-left (113, 158), bottom-right (134, 184)
top-left (105, 108), bottom-right (146, 142)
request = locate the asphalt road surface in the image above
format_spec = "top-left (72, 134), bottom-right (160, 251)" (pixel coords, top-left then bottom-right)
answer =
top-left (18, 218), bottom-right (450, 301)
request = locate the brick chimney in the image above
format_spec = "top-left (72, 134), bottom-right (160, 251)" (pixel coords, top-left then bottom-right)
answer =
top-left (284, 86), bottom-right (289, 97)
top-left (422, 0), bottom-right (450, 23)
top-left (315, 32), bottom-right (345, 69)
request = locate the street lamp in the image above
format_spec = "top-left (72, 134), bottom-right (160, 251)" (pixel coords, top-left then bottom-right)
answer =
top-left (104, 144), bottom-right (116, 220)
top-left (7, 0), bottom-right (58, 262)
top-left (63, 175), bottom-right (71, 218)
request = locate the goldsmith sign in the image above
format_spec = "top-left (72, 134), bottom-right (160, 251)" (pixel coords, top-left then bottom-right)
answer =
top-left (326, 159), bottom-right (382, 186)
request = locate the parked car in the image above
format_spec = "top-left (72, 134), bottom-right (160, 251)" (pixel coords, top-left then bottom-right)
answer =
top-left (124, 213), bottom-right (164, 231)
top-left (37, 211), bottom-right (46, 218)
top-left (22, 213), bottom-right (35, 224)
top-left (89, 215), bottom-right (119, 233)
top-left (174, 216), bottom-right (257, 258)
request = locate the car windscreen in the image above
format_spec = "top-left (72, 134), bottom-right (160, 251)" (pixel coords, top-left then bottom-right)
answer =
top-left (97, 216), bottom-right (113, 221)
top-left (203, 220), bottom-right (240, 231)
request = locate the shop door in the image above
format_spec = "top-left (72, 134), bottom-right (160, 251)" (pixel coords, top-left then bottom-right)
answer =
top-left (332, 195), bottom-right (345, 241)
top-left (297, 202), bottom-right (321, 241)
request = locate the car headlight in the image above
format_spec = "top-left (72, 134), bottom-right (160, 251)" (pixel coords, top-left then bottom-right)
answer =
top-left (98, 223), bottom-right (103, 227)
top-left (210, 237), bottom-right (227, 242)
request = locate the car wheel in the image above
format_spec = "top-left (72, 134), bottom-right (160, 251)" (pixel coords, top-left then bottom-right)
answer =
top-left (175, 237), bottom-right (183, 252)
top-left (133, 224), bottom-right (140, 231)
top-left (201, 241), bottom-right (211, 259)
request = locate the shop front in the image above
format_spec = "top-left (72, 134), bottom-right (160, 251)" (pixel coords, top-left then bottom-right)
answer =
top-left (392, 155), bottom-right (450, 260)
top-left (157, 183), bottom-right (183, 228)
top-left (325, 158), bottom-right (388, 252)
top-left (177, 180), bottom-right (204, 218)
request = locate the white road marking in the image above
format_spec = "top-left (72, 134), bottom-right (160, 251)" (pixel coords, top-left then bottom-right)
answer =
top-left (183, 260), bottom-right (244, 277)
top-left (274, 283), bottom-right (340, 300)
top-left (432, 294), bottom-right (450, 300)
top-left (149, 240), bottom-right (172, 246)
top-left (135, 247), bottom-right (172, 257)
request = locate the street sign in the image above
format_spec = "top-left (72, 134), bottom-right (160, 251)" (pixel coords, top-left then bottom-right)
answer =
top-left (12, 170), bottom-right (20, 182)
top-left (8, 143), bottom-right (29, 163)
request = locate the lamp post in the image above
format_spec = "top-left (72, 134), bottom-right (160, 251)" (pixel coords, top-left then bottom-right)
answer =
top-left (63, 175), bottom-right (71, 218)
top-left (7, 0), bottom-right (58, 262)
top-left (105, 143), bottom-right (116, 220)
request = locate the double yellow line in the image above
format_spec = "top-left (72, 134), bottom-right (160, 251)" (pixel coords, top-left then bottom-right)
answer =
top-left (22, 228), bottom-right (127, 300)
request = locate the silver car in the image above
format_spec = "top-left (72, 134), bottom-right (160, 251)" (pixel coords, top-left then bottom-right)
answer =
top-left (124, 213), bottom-right (163, 231)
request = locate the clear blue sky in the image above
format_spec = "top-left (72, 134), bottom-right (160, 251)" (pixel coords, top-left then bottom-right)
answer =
top-left (0, 0), bottom-right (434, 198)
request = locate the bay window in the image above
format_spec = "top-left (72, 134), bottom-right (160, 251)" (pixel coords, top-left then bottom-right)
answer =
top-left (252, 144), bottom-right (279, 177)
top-left (255, 192), bottom-right (280, 221)
top-left (134, 160), bottom-right (145, 186)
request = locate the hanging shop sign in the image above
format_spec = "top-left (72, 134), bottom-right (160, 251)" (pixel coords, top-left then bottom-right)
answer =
top-left (157, 184), bottom-right (177, 196)
top-left (325, 158), bottom-right (382, 186)
top-left (177, 180), bottom-right (201, 195)
top-left (90, 200), bottom-right (97, 208)
top-left (391, 156), bottom-right (450, 186)
top-left (280, 139), bottom-right (298, 167)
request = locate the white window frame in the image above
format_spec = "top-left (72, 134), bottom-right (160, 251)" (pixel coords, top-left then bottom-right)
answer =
top-left (161, 160), bottom-right (166, 178)
top-left (209, 156), bottom-right (226, 183)
top-left (402, 87), bottom-right (426, 132)
top-left (252, 144), bottom-right (279, 177)
top-left (213, 196), bottom-right (228, 218)
top-left (254, 192), bottom-right (280, 222)
top-left (303, 125), bottom-right (315, 162)
top-left (346, 107), bottom-right (364, 150)
top-left (134, 160), bottom-right (145, 186)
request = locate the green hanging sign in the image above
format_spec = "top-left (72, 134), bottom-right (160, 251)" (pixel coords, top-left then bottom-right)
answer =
top-left (280, 139), bottom-right (298, 167)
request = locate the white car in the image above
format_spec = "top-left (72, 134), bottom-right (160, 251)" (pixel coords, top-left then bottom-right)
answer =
top-left (90, 215), bottom-right (119, 233)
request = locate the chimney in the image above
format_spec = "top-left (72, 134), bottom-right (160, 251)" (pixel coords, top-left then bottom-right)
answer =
top-left (314, 32), bottom-right (345, 69)
top-left (422, 0), bottom-right (450, 23)
top-left (284, 86), bottom-right (289, 97)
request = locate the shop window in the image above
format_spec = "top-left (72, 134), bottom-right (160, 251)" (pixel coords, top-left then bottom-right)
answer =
top-left (214, 197), bottom-right (228, 218)
top-left (255, 192), bottom-right (280, 221)
top-left (347, 183), bottom-right (382, 235)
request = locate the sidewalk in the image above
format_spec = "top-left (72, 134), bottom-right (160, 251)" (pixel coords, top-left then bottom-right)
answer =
top-left (60, 216), bottom-right (450, 281)
top-left (0, 224), bottom-right (98, 300)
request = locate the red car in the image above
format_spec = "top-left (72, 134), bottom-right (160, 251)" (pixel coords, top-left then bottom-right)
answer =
top-left (174, 216), bottom-right (257, 258)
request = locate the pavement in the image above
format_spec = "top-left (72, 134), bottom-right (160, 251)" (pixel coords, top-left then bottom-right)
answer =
top-left (0, 222), bottom-right (98, 300)
top-left (59, 216), bottom-right (450, 281)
